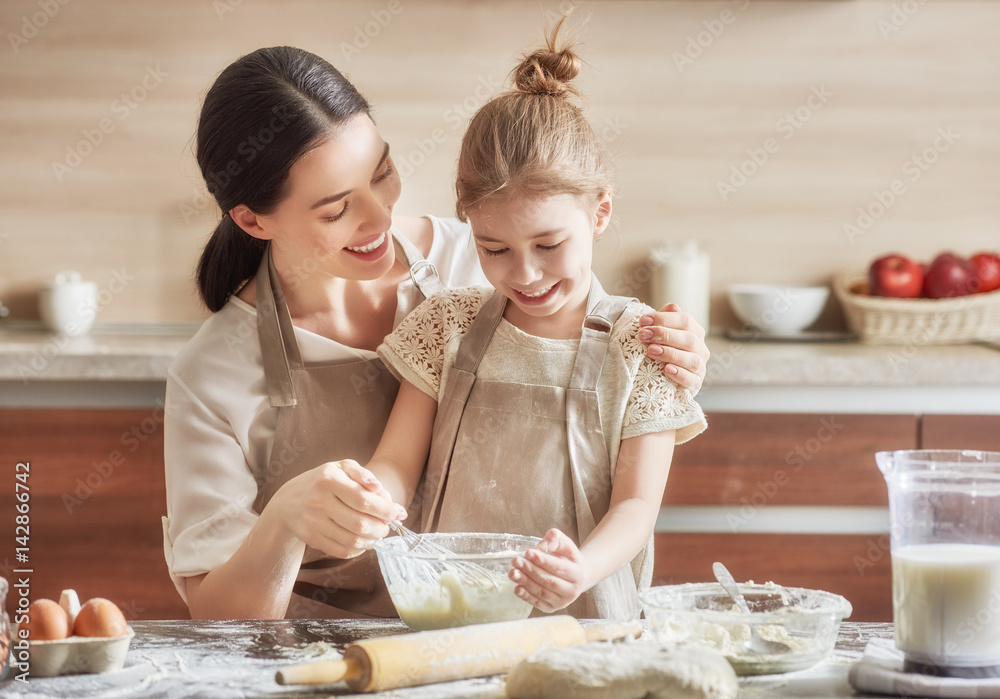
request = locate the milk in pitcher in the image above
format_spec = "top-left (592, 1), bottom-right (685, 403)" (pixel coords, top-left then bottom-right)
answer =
top-left (893, 543), bottom-right (1000, 665)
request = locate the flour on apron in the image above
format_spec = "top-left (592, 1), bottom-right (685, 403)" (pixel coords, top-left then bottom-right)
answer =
top-left (252, 233), bottom-right (441, 618)
top-left (418, 276), bottom-right (650, 620)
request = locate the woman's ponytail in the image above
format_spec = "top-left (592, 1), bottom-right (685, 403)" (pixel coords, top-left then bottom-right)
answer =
top-left (195, 216), bottom-right (267, 312)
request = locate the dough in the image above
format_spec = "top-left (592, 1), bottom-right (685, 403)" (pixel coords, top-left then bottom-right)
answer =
top-left (505, 641), bottom-right (739, 699)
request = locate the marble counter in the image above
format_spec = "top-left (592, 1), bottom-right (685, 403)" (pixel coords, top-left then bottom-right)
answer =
top-left (0, 324), bottom-right (196, 382)
top-left (1, 324), bottom-right (997, 411)
top-left (0, 619), bottom-right (893, 698)
top-left (704, 334), bottom-right (1000, 388)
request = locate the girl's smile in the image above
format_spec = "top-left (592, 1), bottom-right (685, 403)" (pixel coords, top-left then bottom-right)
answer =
top-left (469, 192), bottom-right (611, 339)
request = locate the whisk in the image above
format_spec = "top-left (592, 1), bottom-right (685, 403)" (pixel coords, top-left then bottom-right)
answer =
top-left (387, 521), bottom-right (503, 592)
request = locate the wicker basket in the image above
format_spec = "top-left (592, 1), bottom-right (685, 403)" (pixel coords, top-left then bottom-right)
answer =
top-left (834, 271), bottom-right (1000, 345)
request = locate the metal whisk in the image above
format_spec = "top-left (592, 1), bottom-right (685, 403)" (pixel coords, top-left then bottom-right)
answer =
top-left (387, 521), bottom-right (503, 592)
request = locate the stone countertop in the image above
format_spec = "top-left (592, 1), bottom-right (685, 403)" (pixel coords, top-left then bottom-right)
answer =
top-left (0, 324), bottom-right (197, 382)
top-left (704, 334), bottom-right (1000, 388)
top-left (0, 619), bottom-right (892, 698)
top-left (2, 323), bottom-right (998, 387)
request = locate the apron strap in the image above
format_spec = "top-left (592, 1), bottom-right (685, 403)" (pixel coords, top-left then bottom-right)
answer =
top-left (392, 228), bottom-right (445, 299)
top-left (451, 290), bottom-right (507, 374)
top-left (257, 244), bottom-right (301, 407)
top-left (257, 229), bottom-right (439, 409)
top-left (566, 275), bottom-right (635, 544)
top-left (569, 276), bottom-right (634, 393)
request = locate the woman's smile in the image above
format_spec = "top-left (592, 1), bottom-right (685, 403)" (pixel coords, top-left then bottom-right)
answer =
top-left (344, 231), bottom-right (389, 259)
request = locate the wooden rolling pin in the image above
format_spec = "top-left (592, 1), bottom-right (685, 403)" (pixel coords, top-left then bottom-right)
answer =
top-left (275, 615), bottom-right (641, 692)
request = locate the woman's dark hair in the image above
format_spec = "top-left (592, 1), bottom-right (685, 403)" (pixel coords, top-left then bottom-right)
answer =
top-left (195, 46), bottom-right (372, 311)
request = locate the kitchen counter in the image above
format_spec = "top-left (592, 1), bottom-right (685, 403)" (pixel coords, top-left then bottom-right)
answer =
top-left (1, 619), bottom-right (892, 698)
top-left (1, 324), bottom-right (997, 411)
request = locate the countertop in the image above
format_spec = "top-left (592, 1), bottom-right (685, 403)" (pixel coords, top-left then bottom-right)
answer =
top-left (1, 323), bottom-right (998, 411)
top-left (2, 619), bottom-right (893, 698)
top-left (1, 323), bottom-right (997, 385)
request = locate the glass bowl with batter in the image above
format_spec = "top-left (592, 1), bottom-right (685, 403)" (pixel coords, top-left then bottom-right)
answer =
top-left (375, 532), bottom-right (541, 631)
top-left (640, 582), bottom-right (852, 675)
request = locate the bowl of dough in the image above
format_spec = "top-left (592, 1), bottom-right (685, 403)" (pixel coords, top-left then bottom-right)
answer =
top-left (640, 582), bottom-right (852, 675)
top-left (375, 532), bottom-right (542, 631)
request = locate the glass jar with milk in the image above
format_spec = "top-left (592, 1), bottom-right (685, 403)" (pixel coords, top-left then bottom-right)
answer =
top-left (878, 449), bottom-right (1000, 677)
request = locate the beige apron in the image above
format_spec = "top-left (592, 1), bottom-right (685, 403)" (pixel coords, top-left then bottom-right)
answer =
top-left (252, 232), bottom-right (442, 619)
top-left (418, 277), bottom-right (650, 620)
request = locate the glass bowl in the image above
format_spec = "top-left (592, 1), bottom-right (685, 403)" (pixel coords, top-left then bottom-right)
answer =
top-left (374, 532), bottom-right (541, 631)
top-left (640, 582), bottom-right (852, 675)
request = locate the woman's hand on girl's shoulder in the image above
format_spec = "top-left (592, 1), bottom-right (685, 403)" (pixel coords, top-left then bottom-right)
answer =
top-left (266, 460), bottom-right (406, 560)
top-left (637, 303), bottom-right (710, 395)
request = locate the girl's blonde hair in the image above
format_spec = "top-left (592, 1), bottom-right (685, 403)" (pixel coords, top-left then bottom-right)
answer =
top-left (455, 16), bottom-right (614, 220)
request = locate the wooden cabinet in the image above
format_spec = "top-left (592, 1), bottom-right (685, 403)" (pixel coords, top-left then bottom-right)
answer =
top-left (921, 414), bottom-right (1000, 451)
top-left (0, 409), bottom-right (188, 620)
top-left (2, 407), bottom-right (996, 623)
top-left (656, 412), bottom-right (918, 622)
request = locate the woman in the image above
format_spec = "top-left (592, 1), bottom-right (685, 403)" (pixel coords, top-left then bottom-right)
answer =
top-left (162, 46), bottom-right (710, 619)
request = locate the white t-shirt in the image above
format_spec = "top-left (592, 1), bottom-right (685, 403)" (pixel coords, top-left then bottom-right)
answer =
top-left (378, 286), bottom-right (707, 473)
top-left (162, 216), bottom-right (487, 602)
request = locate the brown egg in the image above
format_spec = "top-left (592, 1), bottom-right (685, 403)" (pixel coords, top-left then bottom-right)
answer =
top-left (73, 597), bottom-right (128, 638)
top-left (23, 598), bottom-right (71, 641)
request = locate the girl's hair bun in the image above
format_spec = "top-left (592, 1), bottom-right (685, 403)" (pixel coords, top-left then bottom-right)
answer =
top-left (512, 16), bottom-right (580, 98)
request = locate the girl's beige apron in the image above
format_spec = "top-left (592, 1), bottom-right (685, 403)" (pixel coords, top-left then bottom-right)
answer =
top-left (252, 233), bottom-right (442, 619)
top-left (418, 279), bottom-right (652, 620)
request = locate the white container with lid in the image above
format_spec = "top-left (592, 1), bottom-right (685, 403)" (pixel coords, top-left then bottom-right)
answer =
top-left (649, 240), bottom-right (711, 332)
top-left (38, 271), bottom-right (98, 336)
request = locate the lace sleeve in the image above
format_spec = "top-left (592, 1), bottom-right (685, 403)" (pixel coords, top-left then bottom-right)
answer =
top-left (615, 310), bottom-right (708, 445)
top-left (378, 287), bottom-right (490, 398)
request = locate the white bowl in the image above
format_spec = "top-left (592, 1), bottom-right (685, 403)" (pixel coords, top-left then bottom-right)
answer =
top-left (727, 284), bottom-right (829, 334)
top-left (640, 583), bottom-right (852, 675)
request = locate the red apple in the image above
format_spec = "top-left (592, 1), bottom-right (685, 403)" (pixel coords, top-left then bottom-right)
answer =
top-left (922, 252), bottom-right (978, 298)
top-left (970, 252), bottom-right (1000, 293)
top-left (868, 254), bottom-right (924, 298)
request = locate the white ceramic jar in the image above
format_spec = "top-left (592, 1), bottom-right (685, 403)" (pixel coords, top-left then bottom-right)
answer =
top-left (38, 271), bottom-right (98, 336)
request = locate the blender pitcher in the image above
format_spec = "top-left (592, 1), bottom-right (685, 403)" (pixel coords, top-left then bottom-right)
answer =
top-left (877, 449), bottom-right (1000, 678)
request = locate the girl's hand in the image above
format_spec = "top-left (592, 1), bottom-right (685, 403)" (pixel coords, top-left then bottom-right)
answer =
top-left (638, 303), bottom-right (710, 395)
top-left (266, 460), bottom-right (407, 560)
top-left (509, 529), bottom-right (591, 613)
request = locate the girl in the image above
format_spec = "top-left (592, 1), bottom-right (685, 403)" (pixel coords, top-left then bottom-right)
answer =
top-left (360, 22), bottom-right (707, 619)
top-left (163, 46), bottom-right (710, 619)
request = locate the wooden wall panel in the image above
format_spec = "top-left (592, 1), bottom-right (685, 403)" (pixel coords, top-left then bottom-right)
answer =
top-left (664, 412), bottom-right (917, 506)
top-left (653, 532), bottom-right (892, 622)
top-left (921, 415), bottom-right (1000, 452)
top-left (0, 409), bottom-right (188, 620)
top-left (1, 1), bottom-right (999, 328)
